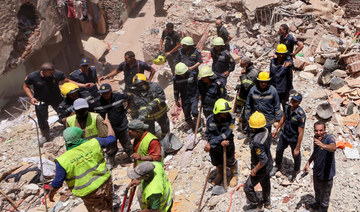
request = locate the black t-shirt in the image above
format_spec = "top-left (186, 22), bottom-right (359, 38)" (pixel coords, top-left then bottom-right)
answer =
top-left (279, 34), bottom-right (298, 54)
top-left (161, 30), bottom-right (180, 53)
top-left (217, 26), bottom-right (230, 43)
top-left (313, 134), bottom-right (336, 180)
top-left (116, 60), bottom-right (151, 89)
top-left (69, 67), bottom-right (99, 97)
top-left (24, 70), bottom-right (65, 103)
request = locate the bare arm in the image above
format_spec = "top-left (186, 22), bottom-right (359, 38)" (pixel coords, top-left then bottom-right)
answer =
top-left (148, 67), bottom-right (156, 82)
top-left (61, 78), bottom-right (89, 88)
top-left (251, 162), bottom-right (265, 176)
top-left (102, 114), bottom-right (115, 137)
top-left (23, 83), bottom-right (38, 105)
top-left (159, 38), bottom-right (164, 51)
top-left (167, 42), bottom-right (181, 55)
top-left (225, 35), bottom-right (233, 44)
top-left (294, 127), bottom-right (304, 156)
top-left (189, 62), bottom-right (201, 71)
top-left (292, 41), bottom-right (304, 57)
top-left (99, 69), bottom-right (119, 81)
top-left (272, 113), bottom-right (285, 138)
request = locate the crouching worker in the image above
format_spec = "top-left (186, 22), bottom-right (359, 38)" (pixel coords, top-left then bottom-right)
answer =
top-left (49, 114), bottom-right (115, 212)
top-left (204, 98), bottom-right (238, 187)
top-left (127, 161), bottom-right (173, 212)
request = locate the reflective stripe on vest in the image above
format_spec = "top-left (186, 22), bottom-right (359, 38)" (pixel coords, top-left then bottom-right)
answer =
top-left (66, 112), bottom-right (99, 139)
top-left (55, 138), bottom-right (110, 197)
top-left (136, 132), bottom-right (162, 165)
top-left (141, 162), bottom-right (172, 212)
top-left (145, 104), bottom-right (169, 120)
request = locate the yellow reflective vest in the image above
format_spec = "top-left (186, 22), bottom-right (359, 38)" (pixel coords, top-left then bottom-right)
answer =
top-left (136, 132), bottom-right (163, 165)
top-left (141, 162), bottom-right (172, 212)
top-left (55, 138), bottom-right (110, 197)
top-left (66, 112), bottom-right (99, 139)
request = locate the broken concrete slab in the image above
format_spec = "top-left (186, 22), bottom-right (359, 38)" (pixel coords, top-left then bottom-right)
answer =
top-left (304, 64), bottom-right (318, 74)
top-left (332, 69), bottom-right (347, 78)
top-left (329, 77), bottom-right (345, 90)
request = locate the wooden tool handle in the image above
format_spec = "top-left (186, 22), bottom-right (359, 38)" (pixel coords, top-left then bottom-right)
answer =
top-left (223, 146), bottom-right (227, 189)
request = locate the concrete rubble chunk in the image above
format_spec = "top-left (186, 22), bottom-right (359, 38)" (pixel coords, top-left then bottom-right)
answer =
top-left (332, 69), bottom-right (347, 78)
top-left (23, 183), bottom-right (39, 195)
top-left (341, 53), bottom-right (360, 65)
top-left (347, 61), bottom-right (360, 73)
top-left (329, 77), bottom-right (345, 90)
top-left (299, 71), bottom-right (315, 80)
top-left (303, 64), bottom-right (318, 74)
top-left (294, 57), bottom-right (311, 70)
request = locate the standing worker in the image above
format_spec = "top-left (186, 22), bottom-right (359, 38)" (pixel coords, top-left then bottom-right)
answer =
top-left (66, 98), bottom-right (107, 139)
top-left (69, 58), bottom-right (100, 97)
top-left (215, 19), bottom-right (232, 51)
top-left (244, 111), bottom-right (273, 210)
top-left (49, 115), bottom-right (116, 212)
top-left (235, 56), bottom-right (258, 136)
top-left (58, 83), bottom-right (94, 124)
top-left (270, 92), bottom-right (306, 181)
top-left (23, 62), bottom-right (90, 141)
top-left (131, 73), bottom-right (170, 138)
top-left (279, 24), bottom-right (304, 58)
top-left (175, 36), bottom-right (202, 74)
top-left (204, 99), bottom-right (238, 187)
top-left (245, 71), bottom-right (282, 133)
top-left (303, 121), bottom-right (336, 212)
top-left (99, 51), bottom-right (155, 92)
top-left (210, 37), bottom-right (235, 87)
top-left (198, 66), bottom-right (226, 118)
top-left (173, 62), bottom-right (199, 131)
top-left (269, 44), bottom-right (293, 109)
top-left (127, 161), bottom-right (173, 212)
top-left (128, 119), bottom-right (162, 165)
top-left (159, 22), bottom-right (181, 75)
top-left (93, 83), bottom-right (134, 168)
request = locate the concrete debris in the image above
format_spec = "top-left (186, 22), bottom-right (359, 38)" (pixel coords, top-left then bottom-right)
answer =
top-left (329, 77), bottom-right (345, 90)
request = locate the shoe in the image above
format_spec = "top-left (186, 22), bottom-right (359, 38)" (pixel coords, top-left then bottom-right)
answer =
top-left (229, 164), bottom-right (238, 187)
top-left (269, 166), bottom-right (280, 177)
top-left (305, 202), bottom-right (320, 210)
top-left (288, 170), bottom-right (299, 182)
top-left (212, 166), bottom-right (223, 185)
top-left (243, 203), bottom-right (259, 210)
top-left (264, 201), bottom-right (272, 209)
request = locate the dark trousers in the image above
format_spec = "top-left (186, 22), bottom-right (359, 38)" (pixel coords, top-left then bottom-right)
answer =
top-left (145, 113), bottom-right (170, 137)
top-left (167, 54), bottom-right (176, 75)
top-left (275, 135), bottom-right (301, 171)
top-left (278, 92), bottom-right (290, 111)
top-left (203, 109), bottom-right (212, 119)
top-left (106, 128), bottom-right (133, 156)
top-left (216, 73), bottom-right (228, 87)
top-left (313, 175), bottom-right (333, 212)
top-left (209, 142), bottom-right (236, 167)
top-left (35, 101), bottom-right (61, 131)
top-left (182, 100), bottom-right (199, 122)
top-left (244, 172), bottom-right (271, 205)
top-left (239, 105), bottom-right (250, 134)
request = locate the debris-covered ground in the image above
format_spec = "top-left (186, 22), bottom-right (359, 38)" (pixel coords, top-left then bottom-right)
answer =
top-left (1, 0), bottom-right (360, 211)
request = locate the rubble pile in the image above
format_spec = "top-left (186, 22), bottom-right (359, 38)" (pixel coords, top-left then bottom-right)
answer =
top-left (0, 0), bottom-right (360, 211)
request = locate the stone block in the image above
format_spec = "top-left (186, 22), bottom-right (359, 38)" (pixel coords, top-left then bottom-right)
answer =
top-left (328, 23), bottom-right (341, 36)
top-left (23, 184), bottom-right (39, 195)
top-left (304, 64), bottom-right (318, 74)
top-left (294, 57), bottom-right (311, 70)
top-left (342, 53), bottom-right (360, 65)
top-left (347, 61), bottom-right (360, 73)
top-left (332, 69), bottom-right (347, 78)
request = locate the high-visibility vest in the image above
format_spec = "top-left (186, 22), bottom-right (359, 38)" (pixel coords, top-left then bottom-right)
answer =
top-left (141, 162), bottom-right (172, 212)
top-left (66, 112), bottom-right (99, 139)
top-left (55, 138), bottom-right (110, 197)
top-left (136, 132), bottom-right (163, 165)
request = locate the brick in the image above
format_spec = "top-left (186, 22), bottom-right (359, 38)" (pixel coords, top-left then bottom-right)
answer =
top-left (294, 57), bottom-right (311, 70)
top-left (347, 61), bottom-right (360, 73)
top-left (342, 53), bottom-right (360, 65)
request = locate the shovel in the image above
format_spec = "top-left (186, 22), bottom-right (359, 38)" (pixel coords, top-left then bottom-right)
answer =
top-left (211, 146), bottom-right (228, 195)
top-left (186, 103), bottom-right (203, 150)
top-left (126, 187), bottom-right (136, 212)
top-left (120, 188), bottom-right (129, 212)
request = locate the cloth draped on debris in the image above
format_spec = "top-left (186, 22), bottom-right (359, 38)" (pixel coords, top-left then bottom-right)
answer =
top-left (22, 157), bottom-right (56, 177)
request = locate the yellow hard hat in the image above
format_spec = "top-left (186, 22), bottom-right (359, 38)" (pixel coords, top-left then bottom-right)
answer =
top-left (213, 37), bottom-right (225, 46)
top-left (198, 66), bottom-right (214, 78)
top-left (133, 73), bottom-right (148, 85)
top-left (257, 71), bottom-right (270, 81)
top-left (213, 98), bottom-right (232, 114)
top-left (175, 62), bottom-right (189, 75)
top-left (61, 83), bottom-right (79, 97)
top-left (276, 44), bottom-right (288, 54)
top-left (181, 36), bottom-right (194, 46)
top-left (153, 54), bottom-right (166, 65)
top-left (249, 111), bottom-right (266, 128)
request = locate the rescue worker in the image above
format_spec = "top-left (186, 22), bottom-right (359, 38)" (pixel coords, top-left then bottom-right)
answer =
top-left (204, 99), bottom-right (238, 187)
top-left (128, 119), bottom-right (162, 165)
top-left (49, 115), bottom-right (115, 212)
top-left (210, 37), bottom-right (235, 86)
top-left (279, 24), bottom-right (304, 58)
top-left (58, 83), bottom-right (93, 124)
top-left (99, 51), bottom-right (155, 91)
top-left (69, 58), bottom-right (99, 97)
top-left (175, 36), bottom-right (202, 74)
top-left (245, 71), bottom-right (282, 133)
top-left (244, 111), bottom-right (273, 210)
top-left (98, 57), bottom-right (114, 77)
top-left (270, 44), bottom-right (294, 109)
top-left (159, 22), bottom-right (181, 75)
top-left (66, 98), bottom-right (107, 139)
top-left (270, 92), bottom-right (306, 181)
top-left (93, 83), bottom-right (133, 168)
top-left (23, 62), bottom-right (90, 141)
top-left (127, 162), bottom-right (173, 212)
top-left (235, 56), bottom-right (258, 136)
top-left (173, 62), bottom-right (199, 131)
top-left (215, 19), bottom-right (232, 51)
top-left (131, 73), bottom-right (170, 138)
top-left (198, 66), bottom-right (226, 118)
top-left (303, 121), bottom-right (336, 212)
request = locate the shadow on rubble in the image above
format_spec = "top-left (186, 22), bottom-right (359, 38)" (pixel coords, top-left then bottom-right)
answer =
top-left (296, 194), bottom-right (316, 210)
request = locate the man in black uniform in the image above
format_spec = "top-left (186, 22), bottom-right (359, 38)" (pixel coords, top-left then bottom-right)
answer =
top-left (23, 63), bottom-right (89, 141)
top-left (210, 37), bottom-right (235, 87)
top-left (159, 22), bottom-right (181, 75)
top-left (270, 92), bottom-right (306, 181)
top-left (198, 66), bottom-right (226, 118)
top-left (173, 62), bottom-right (199, 131)
top-left (69, 58), bottom-right (99, 97)
top-left (175, 36), bottom-right (202, 74)
top-left (99, 51), bottom-right (156, 92)
top-left (215, 19), bottom-right (232, 51)
top-left (58, 83), bottom-right (93, 124)
top-left (279, 24), bottom-right (304, 58)
top-left (244, 111), bottom-right (273, 210)
top-left (93, 83), bottom-right (133, 167)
